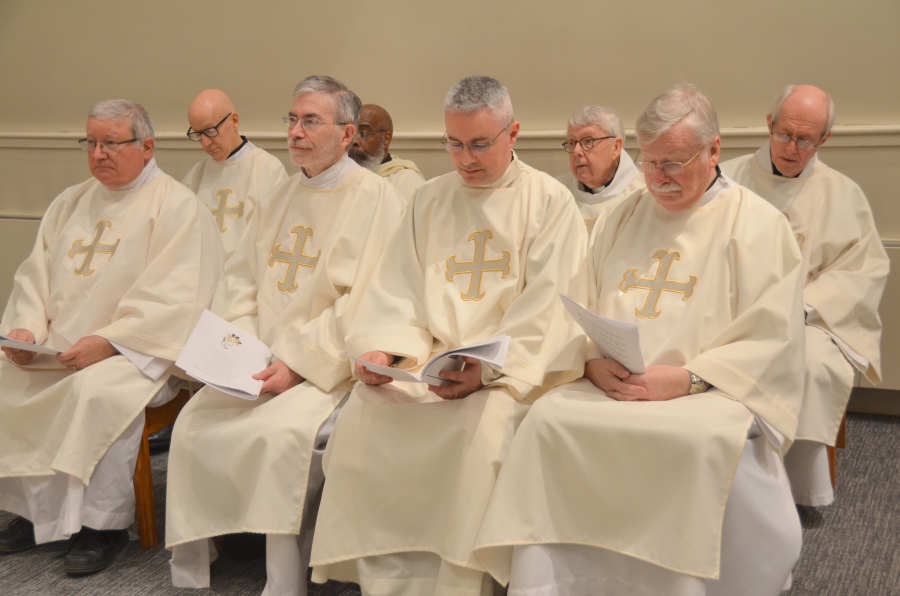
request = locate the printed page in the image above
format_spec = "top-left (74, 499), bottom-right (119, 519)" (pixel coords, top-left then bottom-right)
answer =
top-left (0, 335), bottom-right (62, 355)
top-left (559, 294), bottom-right (645, 374)
top-left (175, 310), bottom-right (272, 400)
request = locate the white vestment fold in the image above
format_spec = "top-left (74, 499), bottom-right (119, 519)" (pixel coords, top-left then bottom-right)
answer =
top-left (377, 154), bottom-right (427, 204)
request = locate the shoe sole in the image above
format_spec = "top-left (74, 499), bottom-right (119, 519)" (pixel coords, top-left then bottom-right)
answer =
top-left (63, 533), bottom-right (128, 576)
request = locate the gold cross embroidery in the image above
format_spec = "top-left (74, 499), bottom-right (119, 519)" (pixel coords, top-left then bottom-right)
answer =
top-left (68, 220), bottom-right (120, 276)
top-left (620, 250), bottom-right (697, 319)
top-left (585, 217), bottom-right (598, 235)
top-left (210, 189), bottom-right (244, 233)
top-left (446, 230), bottom-right (510, 301)
top-left (782, 212), bottom-right (805, 250)
top-left (268, 225), bottom-right (320, 292)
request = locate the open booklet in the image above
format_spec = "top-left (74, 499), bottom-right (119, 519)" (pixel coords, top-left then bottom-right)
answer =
top-left (349, 335), bottom-right (510, 386)
top-left (0, 335), bottom-right (62, 355)
top-left (175, 310), bottom-right (272, 400)
top-left (559, 294), bottom-right (646, 374)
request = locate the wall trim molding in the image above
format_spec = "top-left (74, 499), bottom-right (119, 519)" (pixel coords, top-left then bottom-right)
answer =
top-left (2, 124), bottom-right (900, 151)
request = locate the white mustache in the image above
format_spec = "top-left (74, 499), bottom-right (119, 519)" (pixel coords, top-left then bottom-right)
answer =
top-left (651, 181), bottom-right (683, 193)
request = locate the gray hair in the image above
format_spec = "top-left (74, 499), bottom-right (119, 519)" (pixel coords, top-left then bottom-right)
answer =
top-left (635, 84), bottom-right (719, 147)
top-left (292, 75), bottom-right (362, 128)
top-left (770, 84), bottom-right (836, 135)
top-left (568, 106), bottom-right (624, 140)
top-left (88, 99), bottom-right (155, 141)
top-left (445, 76), bottom-right (514, 124)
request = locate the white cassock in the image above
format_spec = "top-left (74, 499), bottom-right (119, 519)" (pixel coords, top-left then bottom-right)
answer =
top-left (721, 143), bottom-right (889, 506)
top-left (555, 150), bottom-right (644, 235)
top-left (377, 153), bottom-right (427, 204)
top-left (182, 139), bottom-right (288, 261)
top-left (310, 154), bottom-right (588, 596)
top-left (166, 154), bottom-right (404, 596)
top-left (474, 174), bottom-right (807, 596)
top-left (0, 159), bottom-right (223, 543)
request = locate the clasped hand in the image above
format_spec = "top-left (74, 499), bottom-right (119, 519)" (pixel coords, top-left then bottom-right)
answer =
top-left (584, 359), bottom-right (691, 401)
top-left (355, 351), bottom-right (484, 401)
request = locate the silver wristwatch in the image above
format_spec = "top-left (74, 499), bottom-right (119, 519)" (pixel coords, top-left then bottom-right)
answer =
top-left (688, 372), bottom-right (710, 394)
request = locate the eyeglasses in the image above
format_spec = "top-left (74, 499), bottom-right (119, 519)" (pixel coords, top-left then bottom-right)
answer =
top-left (282, 115), bottom-right (349, 132)
top-left (561, 136), bottom-right (615, 153)
top-left (441, 122), bottom-right (512, 155)
top-left (634, 148), bottom-right (704, 176)
top-left (186, 113), bottom-right (232, 141)
top-left (770, 129), bottom-right (825, 151)
top-left (357, 129), bottom-right (386, 141)
top-left (78, 138), bottom-right (139, 153)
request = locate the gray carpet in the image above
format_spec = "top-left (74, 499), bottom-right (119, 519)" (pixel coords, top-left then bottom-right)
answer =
top-left (0, 413), bottom-right (897, 595)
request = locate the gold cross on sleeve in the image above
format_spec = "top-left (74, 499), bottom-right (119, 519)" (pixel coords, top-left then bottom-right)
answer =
top-left (620, 250), bottom-right (697, 319)
top-left (446, 230), bottom-right (510, 301)
top-left (268, 225), bottom-right (321, 292)
top-left (210, 189), bottom-right (244, 233)
top-left (68, 220), bottom-right (121, 276)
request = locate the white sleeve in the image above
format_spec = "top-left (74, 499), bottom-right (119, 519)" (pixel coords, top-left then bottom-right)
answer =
top-left (804, 304), bottom-right (869, 373)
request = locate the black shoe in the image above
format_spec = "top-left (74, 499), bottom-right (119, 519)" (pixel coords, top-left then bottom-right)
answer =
top-left (148, 424), bottom-right (174, 451)
top-left (0, 516), bottom-right (36, 553)
top-left (222, 532), bottom-right (266, 561)
top-left (63, 527), bottom-right (129, 575)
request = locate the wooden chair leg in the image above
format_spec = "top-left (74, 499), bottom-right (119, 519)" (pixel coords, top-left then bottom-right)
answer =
top-left (836, 414), bottom-right (847, 449)
top-left (133, 421), bottom-right (158, 548)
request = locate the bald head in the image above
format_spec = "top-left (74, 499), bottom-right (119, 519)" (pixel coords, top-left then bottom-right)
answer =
top-left (766, 84), bottom-right (834, 178)
top-left (187, 89), bottom-right (243, 162)
top-left (349, 104), bottom-right (395, 171)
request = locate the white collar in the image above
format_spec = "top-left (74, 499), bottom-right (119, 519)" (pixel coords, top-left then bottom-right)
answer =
top-left (300, 153), bottom-right (360, 189)
top-left (223, 139), bottom-right (257, 164)
top-left (578, 151), bottom-right (639, 204)
top-left (116, 157), bottom-right (164, 190)
top-left (692, 170), bottom-right (735, 208)
top-left (755, 141), bottom-right (817, 179)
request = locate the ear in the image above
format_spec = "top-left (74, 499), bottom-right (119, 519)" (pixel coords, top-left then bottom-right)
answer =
top-left (611, 136), bottom-right (624, 160)
top-left (339, 124), bottom-right (357, 150)
top-left (142, 137), bottom-right (155, 162)
top-left (818, 130), bottom-right (832, 148)
top-left (382, 130), bottom-right (392, 153)
top-left (708, 136), bottom-right (721, 167)
top-left (232, 112), bottom-right (240, 131)
top-left (508, 121), bottom-right (520, 147)
top-left (766, 114), bottom-right (773, 132)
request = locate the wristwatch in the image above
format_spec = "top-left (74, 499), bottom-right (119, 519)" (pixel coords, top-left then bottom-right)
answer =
top-left (688, 371), bottom-right (710, 394)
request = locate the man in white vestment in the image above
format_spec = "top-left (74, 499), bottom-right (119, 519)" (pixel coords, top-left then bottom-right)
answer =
top-left (182, 89), bottom-right (288, 261)
top-left (165, 76), bottom-right (404, 596)
top-left (0, 100), bottom-right (222, 574)
top-left (349, 103), bottom-right (426, 203)
top-left (474, 86), bottom-right (807, 596)
top-left (721, 84), bottom-right (889, 507)
top-left (556, 106), bottom-right (644, 234)
top-left (310, 76), bottom-right (588, 596)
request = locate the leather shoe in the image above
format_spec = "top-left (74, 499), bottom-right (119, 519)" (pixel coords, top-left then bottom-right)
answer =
top-left (148, 424), bottom-right (173, 451)
top-left (0, 516), bottom-right (36, 553)
top-left (64, 527), bottom-right (128, 575)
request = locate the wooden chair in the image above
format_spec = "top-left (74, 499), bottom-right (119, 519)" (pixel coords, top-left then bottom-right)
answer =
top-left (826, 413), bottom-right (848, 490)
top-left (132, 388), bottom-right (193, 548)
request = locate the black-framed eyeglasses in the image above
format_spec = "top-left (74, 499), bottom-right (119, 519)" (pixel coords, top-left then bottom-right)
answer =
top-left (441, 122), bottom-right (512, 155)
top-left (357, 129), bottom-right (386, 141)
top-left (634, 147), bottom-right (704, 176)
top-left (561, 136), bottom-right (615, 153)
top-left (282, 115), bottom-right (350, 132)
top-left (78, 138), bottom-right (139, 153)
top-left (186, 113), bottom-right (232, 141)
top-left (769, 128), bottom-right (826, 151)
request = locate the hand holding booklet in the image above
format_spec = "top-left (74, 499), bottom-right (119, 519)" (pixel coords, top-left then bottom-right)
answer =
top-left (0, 335), bottom-right (61, 355)
top-left (559, 294), bottom-right (646, 374)
top-left (349, 335), bottom-right (511, 386)
top-left (175, 310), bottom-right (272, 400)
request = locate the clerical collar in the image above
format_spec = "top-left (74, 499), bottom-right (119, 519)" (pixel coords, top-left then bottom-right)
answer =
top-left (577, 151), bottom-right (639, 205)
top-left (381, 153), bottom-right (393, 165)
top-left (692, 166), bottom-right (733, 208)
top-left (756, 141), bottom-right (817, 179)
top-left (224, 136), bottom-right (250, 162)
top-left (117, 157), bottom-right (164, 190)
top-left (300, 153), bottom-right (360, 189)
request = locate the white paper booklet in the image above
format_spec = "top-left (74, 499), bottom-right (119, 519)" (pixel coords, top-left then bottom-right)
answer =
top-left (559, 294), bottom-right (646, 374)
top-left (175, 310), bottom-right (272, 400)
top-left (349, 335), bottom-right (511, 386)
top-left (0, 335), bottom-right (61, 355)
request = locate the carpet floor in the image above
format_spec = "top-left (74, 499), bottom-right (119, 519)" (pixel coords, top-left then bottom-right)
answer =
top-left (0, 412), bottom-right (897, 595)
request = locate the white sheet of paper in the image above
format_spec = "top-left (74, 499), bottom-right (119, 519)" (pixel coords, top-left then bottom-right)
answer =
top-left (0, 336), bottom-right (61, 355)
top-left (109, 341), bottom-right (172, 382)
top-left (348, 335), bottom-right (510, 386)
top-left (175, 310), bottom-right (272, 400)
top-left (559, 294), bottom-right (646, 374)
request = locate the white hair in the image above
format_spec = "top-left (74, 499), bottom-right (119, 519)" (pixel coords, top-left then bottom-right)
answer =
top-left (568, 106), bottom-right (624, 140)
top-left (88, 99), bottom-right (155, 141)
top-left (292, 75), bottom-right (362, 129)
top-left (770, 84), bottom-right (836, 135)
top-left (635, 84), bottom-right (719, 147)
top-left (444, 75), bottom-right (514, 124)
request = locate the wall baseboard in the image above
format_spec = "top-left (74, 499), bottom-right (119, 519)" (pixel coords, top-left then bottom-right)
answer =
top-left (849, 387), bottom-right (900, 417)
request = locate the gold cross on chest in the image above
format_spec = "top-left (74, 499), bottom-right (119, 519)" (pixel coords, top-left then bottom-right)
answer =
top-left (620, 250), bottom-right (697, 319)
top-left (268, 225), bottom-right (320, 292)
top-left (210, 189), bottom-right (244, 233)
top-left (68, 220), bottom-right (120, 276)
top-left (446, 230), bottom-right (510, 301)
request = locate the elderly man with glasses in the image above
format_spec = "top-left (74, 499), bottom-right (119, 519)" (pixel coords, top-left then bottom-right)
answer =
top-left (182, 89), bottom-right (287, 261)
top-left (348, 103), bottom-right (426, 204)
top-left (310, 75), bottom-right (587, 596)
top-left (721, 84), bottom-right (889, 508)
top-left (0, 100), bottom-right (222, 575)
top-left (475, 85), bottom-right (807, 596)
top-left (557, 106), bottom-right (644, 234)
top-left (165, 76), bottom-right (404, 596)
